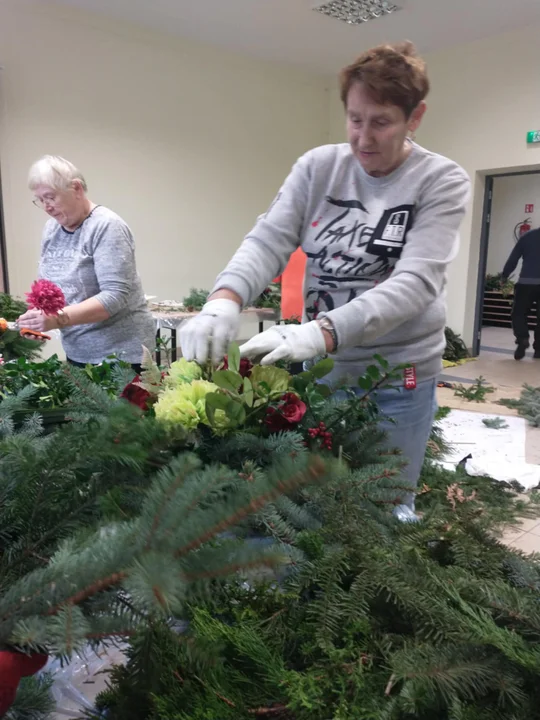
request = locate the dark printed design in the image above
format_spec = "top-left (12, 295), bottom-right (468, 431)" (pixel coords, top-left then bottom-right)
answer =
top-left (366, 205), bottom-right (414, 260)
top-left (305, 197), bottom-right (414, 320)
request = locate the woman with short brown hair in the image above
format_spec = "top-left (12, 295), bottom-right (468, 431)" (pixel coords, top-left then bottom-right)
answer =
top-left (180, 42), bottom-right (471, 520)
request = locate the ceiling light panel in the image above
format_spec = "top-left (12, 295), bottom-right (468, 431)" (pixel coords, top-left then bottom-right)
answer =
top-left (313, 0), bottom-right (401, 25)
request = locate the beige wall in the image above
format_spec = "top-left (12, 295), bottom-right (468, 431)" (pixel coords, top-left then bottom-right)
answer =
top-left (0, 0), bottom-right (329, 317)
top-left (4, 2), bottom-right (540, 353)
top-left (328, 25), bottom-right (540, 345)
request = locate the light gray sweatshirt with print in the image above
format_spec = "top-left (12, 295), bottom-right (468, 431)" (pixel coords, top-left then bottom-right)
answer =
top-left (213, 142), bottom-right (471, 385)
top-left (39, 206), bottom-right (155, 365)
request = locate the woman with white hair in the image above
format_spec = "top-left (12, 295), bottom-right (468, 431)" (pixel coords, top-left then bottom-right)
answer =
top-left (18, 155), bottom-right (155, 370)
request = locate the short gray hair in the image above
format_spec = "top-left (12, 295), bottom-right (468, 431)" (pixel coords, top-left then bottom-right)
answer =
top-left (28, 155), bottom-right (88, 192)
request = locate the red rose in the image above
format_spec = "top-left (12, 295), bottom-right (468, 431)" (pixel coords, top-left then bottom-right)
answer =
top-left (221, 356), bottom-right (253, 378)
top-left (121, 376), bottom-right (153, 410)
top-left (265, 392), bottom-right (307, 432)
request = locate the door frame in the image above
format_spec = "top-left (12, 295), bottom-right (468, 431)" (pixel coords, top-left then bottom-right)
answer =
top-left (0, 165), bottom-right (9, 293)
top-left (472, 168), bottom-right (540, 356)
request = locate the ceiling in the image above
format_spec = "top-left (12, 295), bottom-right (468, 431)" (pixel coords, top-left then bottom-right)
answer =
top-left (49, 0), bottom-right (540, 73)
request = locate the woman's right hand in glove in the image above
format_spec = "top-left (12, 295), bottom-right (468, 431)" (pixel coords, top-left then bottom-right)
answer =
top-left (179, 297), bottom-right (241, 365)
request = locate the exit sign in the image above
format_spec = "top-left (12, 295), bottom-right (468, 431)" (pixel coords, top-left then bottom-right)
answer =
top-left (526, 204), bottom-right (535, 213)
top-left (527, 131), bottom-right (540, 144)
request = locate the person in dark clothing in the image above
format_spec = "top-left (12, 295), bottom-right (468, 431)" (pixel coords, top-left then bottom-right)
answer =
top-left (502, 228), bottom-right (540, 360)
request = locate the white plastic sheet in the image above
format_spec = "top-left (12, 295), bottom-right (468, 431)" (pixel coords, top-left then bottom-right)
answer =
top-left (437, 410), bottom-right (540, 490)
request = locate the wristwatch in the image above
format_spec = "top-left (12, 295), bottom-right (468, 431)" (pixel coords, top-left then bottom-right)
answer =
top-left (317, 317), bottom-right (338, 351)
top-left (56, 309), bottom-right (70, 328)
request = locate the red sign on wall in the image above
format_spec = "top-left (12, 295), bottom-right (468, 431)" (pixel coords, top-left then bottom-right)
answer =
top-left (525, 204), bottom-right (534, 213)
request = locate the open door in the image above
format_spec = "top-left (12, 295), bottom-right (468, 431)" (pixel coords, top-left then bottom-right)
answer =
top-left (471, 176), bottom-right (493, 357)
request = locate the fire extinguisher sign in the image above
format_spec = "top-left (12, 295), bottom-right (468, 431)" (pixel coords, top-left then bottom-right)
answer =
top-left (525, 204), bottom-right (534, 213)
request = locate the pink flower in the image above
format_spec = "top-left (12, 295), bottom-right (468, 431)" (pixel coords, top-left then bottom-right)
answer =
top-left (25, 280), bottom-right (65, 315)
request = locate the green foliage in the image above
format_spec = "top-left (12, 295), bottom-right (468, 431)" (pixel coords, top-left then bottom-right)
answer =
top-left (0, 355), bottom-right (73, 409)
top-left (4, 349), bottom-right (540, 720)
top-left (0, 379), bottom-right (175, 586)
top-left (454, 377), bottom-right (495, 403)
top-left (0, 293), bottom-right (28, 322)
top-left (0, 356), bottom-right (136, 412)
top-left (444, 327), bottom-right (470, 363)
top-left (436, 406), bottom-right (452, 421)
top-left (485, 273), bottom-right (514, 296)
top-left (482, 417), bottom-right (509, 430)
top-left (254, 282), bottom-right (281, 310)
top-left (0, 397), bottom-right (330, 656)
top-left (182, 288), bottom-right (210, 311)
top-left (5, 674), bottom-right (55, 720)
top-left (93, 462), bottom-right (540, 720)
top-left (499, 384), bottom-right (540, 427)
top-left (0, 329), bottom-right (43, 362)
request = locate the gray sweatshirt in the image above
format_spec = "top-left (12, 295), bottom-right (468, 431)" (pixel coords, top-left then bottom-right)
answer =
top-left (39, 206), bottom-right (155, 365)
top-left (213, 142), bottom-right (471, 385)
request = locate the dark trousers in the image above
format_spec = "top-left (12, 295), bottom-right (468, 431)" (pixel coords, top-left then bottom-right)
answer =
top-left (512, 284), bottom-right (540, 349)
top-left (67, 358), bottom-right (143, 375)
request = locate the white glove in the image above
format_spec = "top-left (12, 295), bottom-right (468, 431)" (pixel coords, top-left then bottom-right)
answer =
top-left (179, 298), bottom-right (241, 365)
top-left (239, 321), bottom-right (327, 365)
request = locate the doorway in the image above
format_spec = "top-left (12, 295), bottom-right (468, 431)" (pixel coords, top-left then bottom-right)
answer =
top-left (472, 169), bottom-right (540, 358)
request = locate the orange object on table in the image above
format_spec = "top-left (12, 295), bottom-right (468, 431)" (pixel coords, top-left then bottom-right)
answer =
top-left (273, 248), bottom-right (307, 321)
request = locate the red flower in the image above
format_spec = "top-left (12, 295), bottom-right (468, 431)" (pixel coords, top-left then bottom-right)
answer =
top-left (265, 392), bottom-right (307, 432)
top-left (121, 376), bottom-right (153, 410)
top-left (0, 650), bottom-right (48, 716)
top-left (25, 279), bottom-right (65, 315)
top-left (221, 356), bottom-right (253, 378)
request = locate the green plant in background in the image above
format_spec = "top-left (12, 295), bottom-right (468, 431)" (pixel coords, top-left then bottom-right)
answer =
top-left (0, 329), bottom-right (43, 362)
top-left (254, 281), bottom-right (281, 310)
top-left (0, 355), bottom-right (135, 410)
top-left (0, 293), bottom-right (28, 322)
top-left (454, 376), bottom-right (495, 403)
top-left (182, 288), bottom-right (210, 311)
top-left (180, 285), bottom-right (284, 313)
top-left (485, 273), bottom-right (515, 297)
top-left (280, 315), bottom-right (302, 325)
top-left (482, 417), bottom-right (509, 430)
top-left (499, 384), bottom-right (540, 427)
top-left (443, 326), bottom-right (469, 363)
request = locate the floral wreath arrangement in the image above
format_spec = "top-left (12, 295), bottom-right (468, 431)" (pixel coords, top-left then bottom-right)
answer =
top-left (120, 344), bottom-right (396, 451)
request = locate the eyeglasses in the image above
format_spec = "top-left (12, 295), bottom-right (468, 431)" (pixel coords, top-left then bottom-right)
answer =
top-left (33, 194), bottom-right (58, 210)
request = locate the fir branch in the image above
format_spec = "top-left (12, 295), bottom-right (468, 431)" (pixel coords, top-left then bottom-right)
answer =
top-left (176, 456), bottom-right (328, 558)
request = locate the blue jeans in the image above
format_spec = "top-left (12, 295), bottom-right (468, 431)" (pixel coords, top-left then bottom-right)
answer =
top-left (337, 378), bottom-right (438, 510)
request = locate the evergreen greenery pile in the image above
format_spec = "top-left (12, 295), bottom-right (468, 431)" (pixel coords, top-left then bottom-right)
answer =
top-left (1, 350), bottom-right (539, 719)
top-left (91, 461), bottom-right (540, 720)
top-left (443, 327), bottom-right (469, 363)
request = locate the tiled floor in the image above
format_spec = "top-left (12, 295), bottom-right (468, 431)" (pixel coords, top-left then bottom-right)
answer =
top-left (502, 516), bottom-right (540, 554)
top-left (438, 325), bottom-right (540, 553)
top-left (438, 326), bottom-right (540, 464)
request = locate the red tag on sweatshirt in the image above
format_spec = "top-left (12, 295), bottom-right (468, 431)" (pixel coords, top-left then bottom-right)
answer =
top-left (404, 366), bottom-right (417, 390)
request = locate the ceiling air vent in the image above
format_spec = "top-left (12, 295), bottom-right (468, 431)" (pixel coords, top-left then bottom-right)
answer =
top-left (313, 0), bottom-right (401, 25)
